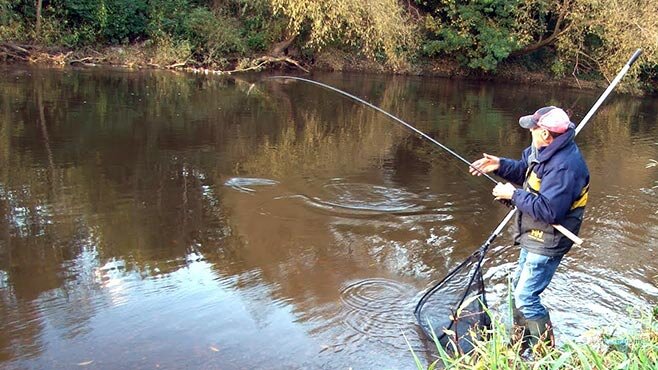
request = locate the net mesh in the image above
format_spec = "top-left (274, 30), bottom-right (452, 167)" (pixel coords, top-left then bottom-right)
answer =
top-left (414, 246), bottom-right (491, 353)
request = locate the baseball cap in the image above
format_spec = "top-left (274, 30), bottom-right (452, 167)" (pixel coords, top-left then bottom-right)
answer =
top-left (519, 106), bottom-right (572, 134)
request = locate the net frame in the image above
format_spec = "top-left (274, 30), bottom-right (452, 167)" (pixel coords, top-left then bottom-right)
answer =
top-left (414, 244), bottom-right (491, 353)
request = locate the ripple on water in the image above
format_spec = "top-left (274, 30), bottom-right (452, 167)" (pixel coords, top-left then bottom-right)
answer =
top-left (223, 177), bottom-right (279, 193)
top-left (337, 278), bottom-right (422, 351)
top-left (299, 182), bottom-right (426, 216)
top-left (0, 270), bottom-right (8, 289)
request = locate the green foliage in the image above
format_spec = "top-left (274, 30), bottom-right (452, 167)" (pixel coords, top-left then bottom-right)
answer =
top-left (145, 0), bottom-right (278, 63)
top-left (100, 0), bottom-right (147, 43)
top-left (146, 0), bottom-right (192, 40)
top-left (421, 0), bottom-right (522, 71)
top-left (148, 34), bottom-right (192, 66)
top-left (1, 0), bottom-right (656, 92)
top-left (0, 0), bottom-right (19, 24)
top-left (270, 0), bottom-right (418, 68)
top-left (184, 7), bottom-right (246, 59)
top-left (46, 18), bottom-right (97, 46)
top-left (550, 59), bottom-right (567, 78)
top-left (241, 12), bottom-right (271, 52)
top-left (51, 0), bottom-right (147, 44)
top-left (0, 0), bottom-right (25, 41)
top-left (0, 0), bottom-right (281, 65)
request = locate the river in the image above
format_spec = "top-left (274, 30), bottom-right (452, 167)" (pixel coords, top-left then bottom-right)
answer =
top-left (0, 67), bottom-right (656, 369)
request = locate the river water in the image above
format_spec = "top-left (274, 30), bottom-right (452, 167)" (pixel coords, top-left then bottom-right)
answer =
top-left (0, 67), bottom-right (656, 369)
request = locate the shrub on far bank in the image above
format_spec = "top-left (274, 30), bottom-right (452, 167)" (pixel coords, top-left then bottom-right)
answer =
top-left (0, 0), bottom-right (280, 67)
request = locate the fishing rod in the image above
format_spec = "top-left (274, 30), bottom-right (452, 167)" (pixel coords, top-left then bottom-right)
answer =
top-left (417, 48), bottom-right (645, 325)
top-left (458, 47), bottom-right (643, 253)
top-left (267, 75), bottom-right (498, 183)
top-left (414, 49), bottom-right (641, 348)
top-left (265, 74), bottom-right (589, 245)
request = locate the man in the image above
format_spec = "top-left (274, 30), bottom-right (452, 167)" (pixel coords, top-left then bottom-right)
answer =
top-left (468, 106), bottom-right (590, 349)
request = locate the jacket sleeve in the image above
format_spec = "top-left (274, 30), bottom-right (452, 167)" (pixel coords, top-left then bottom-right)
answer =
top-left (511, 165), bottom-right (584, 224)
top-left (493, 148), bottom-right (530, 187)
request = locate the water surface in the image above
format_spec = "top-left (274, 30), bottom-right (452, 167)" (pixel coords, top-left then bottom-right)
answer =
top-left (0, 67), bottom-right (657, 369)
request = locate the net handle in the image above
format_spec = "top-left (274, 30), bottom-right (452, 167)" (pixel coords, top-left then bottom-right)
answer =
top-left (491, 48), bottom-right (642, 246)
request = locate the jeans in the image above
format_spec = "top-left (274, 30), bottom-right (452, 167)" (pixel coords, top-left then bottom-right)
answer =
top-left (512, 248), bottom-right (563, 320)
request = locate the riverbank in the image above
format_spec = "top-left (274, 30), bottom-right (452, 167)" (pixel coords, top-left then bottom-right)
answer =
top-left (411, 306), bottom-right (658, 369)
top-left (0, 41), bottom-right (604, 93)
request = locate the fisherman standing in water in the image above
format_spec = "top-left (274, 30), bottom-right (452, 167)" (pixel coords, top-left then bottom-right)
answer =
top-left (469, 106), bottom-right (590, 349)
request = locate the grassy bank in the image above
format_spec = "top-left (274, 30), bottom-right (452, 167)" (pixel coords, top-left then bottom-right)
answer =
top-left (409, 306), bottom-right (658, 369)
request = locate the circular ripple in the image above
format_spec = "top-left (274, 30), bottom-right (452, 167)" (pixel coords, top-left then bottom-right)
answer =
top-left (318, 183), bottom-right (424, 213)
top-left (223, 177), bottom-right (279, 193)
top-left (338, 278), bottom-right (419, 350)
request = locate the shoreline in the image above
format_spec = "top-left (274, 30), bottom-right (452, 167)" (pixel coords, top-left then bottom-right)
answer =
top-left (0, 42), bottom-right (611, 94)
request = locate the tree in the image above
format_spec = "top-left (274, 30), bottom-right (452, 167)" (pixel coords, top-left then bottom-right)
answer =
top-left (555, 0), bottom-right (657, 85)
top-left (417, 0), bottom-right (657, 88)
top-left (35, 0), bottom-right (42, 36)
top-left (269, 0), bottom-right (418, 69)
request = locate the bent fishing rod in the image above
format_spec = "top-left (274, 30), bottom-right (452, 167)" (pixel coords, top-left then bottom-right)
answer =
top-left (266, 66), bottom-right (610, 246)
top-left (269, 75), bottom-right (493, 182)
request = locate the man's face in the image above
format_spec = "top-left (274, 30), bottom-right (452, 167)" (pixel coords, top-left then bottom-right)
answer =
top-left (530, 127), bottom-right (550, 148)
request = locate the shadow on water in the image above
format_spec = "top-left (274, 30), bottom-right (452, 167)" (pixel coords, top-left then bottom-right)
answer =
top-left (0, 67), bottom-right (656, 369)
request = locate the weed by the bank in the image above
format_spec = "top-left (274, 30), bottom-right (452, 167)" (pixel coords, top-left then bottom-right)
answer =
top-left (409, 305), bottom-right (658, 369)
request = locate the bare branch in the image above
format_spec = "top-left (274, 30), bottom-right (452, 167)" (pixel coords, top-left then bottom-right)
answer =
top-left (511, 0), bottom-right (572, 56)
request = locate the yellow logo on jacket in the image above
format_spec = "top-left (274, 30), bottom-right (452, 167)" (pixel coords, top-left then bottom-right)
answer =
top-left (526, 170), bottom-right (589, 210)
top-left (529, 229), bottom-right (544, 242)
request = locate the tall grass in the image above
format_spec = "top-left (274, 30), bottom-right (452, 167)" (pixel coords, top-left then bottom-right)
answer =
top-left (408, 303), bottom-right (658, 369)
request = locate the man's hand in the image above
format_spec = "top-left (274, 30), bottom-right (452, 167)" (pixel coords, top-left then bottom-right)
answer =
top-left (493, 182), bottom-right (516, 200)
top-left (469, 153), bottom-right (500, 176)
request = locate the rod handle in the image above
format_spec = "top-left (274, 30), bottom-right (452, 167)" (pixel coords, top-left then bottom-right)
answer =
top-left (628, 48), bottom-right (643, 66)
top-left (552, 224), bottom-right (583, 246)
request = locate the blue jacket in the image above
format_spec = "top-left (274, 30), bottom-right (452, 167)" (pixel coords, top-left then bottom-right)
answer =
top-left (495, 128), bottom-right (589, 256)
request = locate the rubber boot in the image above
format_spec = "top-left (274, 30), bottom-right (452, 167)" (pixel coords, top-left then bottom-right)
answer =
top-left (511, 307), bottom-right (530, 351)
top-left (526, 314), bottom-right (555, 352)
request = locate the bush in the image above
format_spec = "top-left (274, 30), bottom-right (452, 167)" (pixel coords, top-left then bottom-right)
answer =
top-left (146, 0), bottom-right (191, 40)
top-left (148, 34), bottom-right (192, 66)
top-left (0, 0), bottom-right (25, 41)
top-left (184, 7), bottom-right (246, 57)
top-left (100, 0), bottom-right (147, 43)
top-left (420, 0), bottom-right (521, 71)
top-left (51, 0), bottom-right (147, 44)
top-left (638, 63), bottom-right (658, 94)
top-left (42, 17), bottom-right (97, 46)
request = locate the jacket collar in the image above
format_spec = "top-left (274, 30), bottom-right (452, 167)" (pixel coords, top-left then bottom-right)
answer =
top-left (536, 128), bottom-right (576, 162)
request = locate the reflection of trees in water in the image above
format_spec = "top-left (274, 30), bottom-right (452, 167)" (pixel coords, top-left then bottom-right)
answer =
top-left (0, 293), bottom-right (46, 361)
top-left (0, 69), bottom-right (254, 361)
top-left (238, 109), bottom-right (399, 178)
top-left (0, 68), bottom-right (657, 363)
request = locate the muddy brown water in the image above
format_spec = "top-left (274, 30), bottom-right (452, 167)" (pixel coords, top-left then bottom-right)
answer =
top-left (0, 67), bottom-right (656, 369)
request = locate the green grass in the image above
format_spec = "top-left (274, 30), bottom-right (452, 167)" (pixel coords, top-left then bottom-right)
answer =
top-left (408, 303), bottom-right (658, 370)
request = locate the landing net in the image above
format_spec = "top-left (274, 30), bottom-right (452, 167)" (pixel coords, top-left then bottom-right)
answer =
top-left (414, 245), bottom-right (491, 353)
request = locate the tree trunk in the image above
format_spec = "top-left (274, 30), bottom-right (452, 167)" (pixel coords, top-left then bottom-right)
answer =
top-left (269, 35), bottom-right (296, 57)
top-left (35, 0), bottom-right (43, 37)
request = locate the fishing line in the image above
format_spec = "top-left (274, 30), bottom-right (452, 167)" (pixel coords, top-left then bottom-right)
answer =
top-left (266, 48), bottom-right (643, 350)
top-left (265, 75), bottom-right (583, 244)
top-left (265, 76), bottom-right (499, 187)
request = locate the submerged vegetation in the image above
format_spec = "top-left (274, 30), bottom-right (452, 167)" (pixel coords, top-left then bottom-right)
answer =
top-left (0, 0), bottom-right (657, 92)
top-left (410, 305), bottom-right (658, 369)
